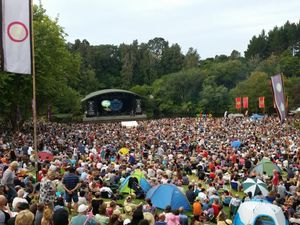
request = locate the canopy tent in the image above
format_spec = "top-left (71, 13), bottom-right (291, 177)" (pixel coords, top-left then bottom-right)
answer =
top-left (146, 184), bottom-right (191, 211)
top-left (119, 170), bottom-right (151, 194)
top-left (233, 200), bottom-right (288, 225)
top-left (251, 158), bottom-right (281, 177)
top-left (242, 178), bottom-right (268, 196)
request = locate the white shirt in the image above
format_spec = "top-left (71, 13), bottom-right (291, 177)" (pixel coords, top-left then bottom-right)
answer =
top-left (147, 168), bottom-right (155, 178)
top-left (28, 147), bottom-right (33, 155)
top-left (197, 192), bottom-right (208, 203)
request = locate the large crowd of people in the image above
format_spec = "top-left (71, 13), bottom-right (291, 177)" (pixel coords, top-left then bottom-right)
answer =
top-left (0, 116), bottom-right (299, 225)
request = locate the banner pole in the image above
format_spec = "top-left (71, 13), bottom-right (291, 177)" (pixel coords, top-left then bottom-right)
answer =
top-left (30, 0), bottom-right (38, 174)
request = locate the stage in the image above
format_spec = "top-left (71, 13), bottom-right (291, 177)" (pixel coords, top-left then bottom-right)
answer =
top-left (82, 114), bottom-right (147, 122)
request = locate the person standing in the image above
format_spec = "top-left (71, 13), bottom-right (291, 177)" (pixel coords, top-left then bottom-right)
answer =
top-left (1, 161), bottom-right (19, 202)
top-left (185, 185), bottom-right (196, 204)
top-left (229, 194), bottom-right (241, 217)
top-left (62, 167), bottom-right (81, 212)
top-left (39, 171), bottom-right (56, 208)
top-left (272, 170), bottom-right (279, 191)
top-left (0, 195), bottom-right (10, 225)
top-left (12, 189), bottom-right (28, 211)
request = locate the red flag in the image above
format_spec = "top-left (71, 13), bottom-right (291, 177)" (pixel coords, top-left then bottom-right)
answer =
top-left (242, 97), bottom-right (248, 108)
top-left (1, 0), bottom-right (32, 74)
top-left (235, 97), bottom-right (241, 109)
top-left (259, 96), bottom-right (265, 108)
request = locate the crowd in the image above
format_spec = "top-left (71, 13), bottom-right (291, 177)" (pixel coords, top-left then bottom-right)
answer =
top-left (0, 116), bottom-right (299, 225)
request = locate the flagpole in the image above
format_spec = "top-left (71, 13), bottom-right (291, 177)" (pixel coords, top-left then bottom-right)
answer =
top-left (30, 0), bottom-right (38, 171)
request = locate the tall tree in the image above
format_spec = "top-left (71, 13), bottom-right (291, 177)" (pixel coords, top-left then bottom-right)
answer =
top-left (184, 47), bottom-right (200, 69)
top-left (161, 43), bottom-right (184, 74)
top-left (0, 5), bottom-right (82, 128)
top-left (119, 40), bottom-right (139, 88)
top-left (245, 30), bottom-right (269, 59)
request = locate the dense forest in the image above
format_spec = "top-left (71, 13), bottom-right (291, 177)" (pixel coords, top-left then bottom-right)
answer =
top-left (0, 5), bottom-right (300, 127)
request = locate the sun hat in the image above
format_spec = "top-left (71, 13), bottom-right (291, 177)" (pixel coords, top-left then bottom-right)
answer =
top-left (225, 219), bottom-right (232, 224)
top-left (124, 219), bottom-right (131, 225)
top-left (77, 204), bottom-right (88, 213)
top-left (124, 206), bottom-right (133, 214)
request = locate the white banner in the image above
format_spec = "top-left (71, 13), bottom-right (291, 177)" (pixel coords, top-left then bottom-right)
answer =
top-left (1, 0), bottom-right (32, 74)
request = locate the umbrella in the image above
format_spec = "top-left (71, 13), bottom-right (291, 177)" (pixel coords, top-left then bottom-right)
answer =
top-left (231, 140), bottom-right (241, 148)
top-left (38, 151), bottom-right (54, 161)
top-left (251, 158), bottom-right (281, 176)
top-left (242, 178), bottom-right (269, 196)
top-left (119, 147), bottom-right (129, 155)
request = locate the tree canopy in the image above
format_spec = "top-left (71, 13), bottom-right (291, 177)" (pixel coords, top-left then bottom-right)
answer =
top-left (1, 5), bottom-right (299, 127)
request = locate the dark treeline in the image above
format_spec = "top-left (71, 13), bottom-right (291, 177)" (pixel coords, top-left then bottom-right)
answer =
top-left (0, 5), bottom-right (300, 128)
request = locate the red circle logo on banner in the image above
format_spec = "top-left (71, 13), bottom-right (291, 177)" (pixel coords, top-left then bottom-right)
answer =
top-left (7, 21), bottom-right (29, 42)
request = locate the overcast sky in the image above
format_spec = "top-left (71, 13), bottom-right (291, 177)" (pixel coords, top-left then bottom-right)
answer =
top-left (34, 0), bottom-right (300, 59)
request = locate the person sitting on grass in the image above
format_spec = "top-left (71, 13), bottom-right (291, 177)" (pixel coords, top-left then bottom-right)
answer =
top-left (71, 204), bottom-right (99, 225)
top-left (178, 207), bottom-right (188, 225)
top-left (52, 208), bottom-right (69, 225)
top-left (91, 192), bottom-right (103, 215)
top-left (95, 204), bottom-right (109, 225)
top-left (221, 190), bottom-right (232, 206)
top-left (155, 214), bottom-right (166, 225)
top-left (192, 197), bottom-right (202, 221)
top-left (229, 194), bottom-right (241, 217)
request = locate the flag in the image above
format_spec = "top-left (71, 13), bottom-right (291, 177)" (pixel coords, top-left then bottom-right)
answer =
top-left (259, 96), bottom-right (265, 108)
top-left (242, 97), bottom-right (248, 108)
top-left (235, 97), bottom-right (241, 109)
top-left (1, 0), bottom-right (32, 74)
top-left (271, 74), bottom-right (286, 122)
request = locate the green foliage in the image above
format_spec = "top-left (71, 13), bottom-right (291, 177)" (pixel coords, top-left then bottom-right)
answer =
top-left (151, 69), bottom-right (207, 116)
top-left (284, 77), bottom-right (300, 109)
top-left (245, 21), bottom-right (300, 61)
top-left (199, 76), bottom-right (229, 115)
top-left (34, 5), bottom-right (82, 113)
top-left (209, 60), bottom-right (250, 89)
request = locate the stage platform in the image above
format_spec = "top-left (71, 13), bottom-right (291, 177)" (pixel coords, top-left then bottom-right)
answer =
top-left (82, 114), bottom-right (147, 122)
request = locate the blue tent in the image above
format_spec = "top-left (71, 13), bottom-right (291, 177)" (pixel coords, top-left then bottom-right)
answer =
top-left (231, 140), bottom-right (241, 148)
top-left (146, 184), bottom-right (191, 211)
